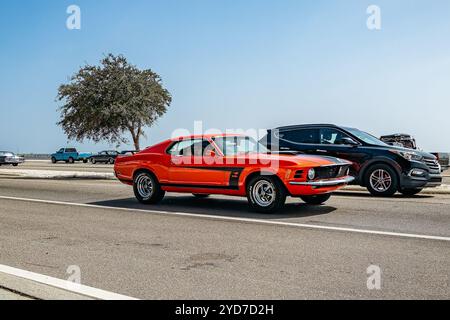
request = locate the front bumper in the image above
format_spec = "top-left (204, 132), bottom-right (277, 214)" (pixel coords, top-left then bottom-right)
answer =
top-left (289, 176), bottom-right (355, 187)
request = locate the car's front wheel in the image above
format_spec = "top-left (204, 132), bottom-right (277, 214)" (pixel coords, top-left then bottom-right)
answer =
top-left (108, 158), bottom-right (115, 164)
top-left (91, 158), bottom-right (97, 164)
top-left (133, 171), bottom-right (165, 204)
top-left (365, 164), bottom-right (398, 197)
top-left (51, 157), bottom-right (57, 164)
top-left (399, 188), bottom-right (423, 196)
top-left (247, 175), bottom-right (286, 213)
top-left (300, 194), bottom-right (331, 205)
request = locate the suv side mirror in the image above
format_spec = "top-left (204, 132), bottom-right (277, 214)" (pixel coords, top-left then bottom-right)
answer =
top-left (338, 137), bottom-right (359, 146)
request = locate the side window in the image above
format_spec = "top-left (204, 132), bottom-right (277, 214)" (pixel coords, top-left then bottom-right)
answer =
top-left (319, 128), bottom-right (351, 145)
top-left (277, 129), bottom-right (319, 145)
top-left (58, 148), bottom-right (64, 153)
top-left (168, 140), bottom-right (200, 156)
top-left (66, 148), bottom-right (77, 153)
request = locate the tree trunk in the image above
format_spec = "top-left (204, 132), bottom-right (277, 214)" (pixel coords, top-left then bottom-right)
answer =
top-left (129, 125), bottom-right (141, 151)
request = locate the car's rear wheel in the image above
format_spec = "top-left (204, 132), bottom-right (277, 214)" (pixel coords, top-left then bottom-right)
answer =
top-left (133, 171), bottom-right (165, 204)
top-left (108, 158), bottom-right (115, 164)
top-left (68, 157), bottom-right (74, 164)
top-left (51, 157), bottom-right (57, 164)
top-left (247, 175), bottom-right (286, 213)
top-left (91, 158), bottom-right (96, 164)
top-left (300, 194), bottom-right (331, 205)
top-left (12, 163), bottom-right (18, 167)
top-left (82, 159), bottom-right (88, 164)
top-left (365, 164), bottom-right (398, 197)
top-left (193, 194), bottom-right (210, 198)
top-left (399, 188), bottom-right (423, 196)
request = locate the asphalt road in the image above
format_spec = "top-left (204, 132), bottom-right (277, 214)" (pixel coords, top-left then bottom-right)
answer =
top-left (0, 178), bottom-right (449, 299)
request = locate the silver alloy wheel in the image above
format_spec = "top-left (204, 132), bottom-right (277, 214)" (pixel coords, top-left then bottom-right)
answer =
top-left (136, 174), bottom-right (154, 199)
top-left (252, 180), bottom-right (276, 207)
top-left (369, 169), bottom-right (392, 192)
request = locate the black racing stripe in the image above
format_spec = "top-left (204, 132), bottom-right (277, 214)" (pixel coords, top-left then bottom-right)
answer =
top-left (161, 183), bottom-right (239, 190)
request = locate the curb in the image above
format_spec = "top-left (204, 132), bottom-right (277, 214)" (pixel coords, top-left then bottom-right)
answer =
top-left (0, 169), bottom-right (115, 180)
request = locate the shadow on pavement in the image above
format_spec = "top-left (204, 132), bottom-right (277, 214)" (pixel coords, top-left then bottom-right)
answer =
top-left (89, 195), bottom-right (337, 220)
top-left (334, 191), bottom-right (434, 199)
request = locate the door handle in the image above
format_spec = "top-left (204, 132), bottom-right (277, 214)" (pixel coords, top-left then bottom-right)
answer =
top-left (316, 149), bottom-right (328, 153)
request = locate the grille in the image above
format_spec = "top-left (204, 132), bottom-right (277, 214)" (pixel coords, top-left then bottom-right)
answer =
top-left (423, 158), bottom-right (440, 173)
top-left (294, 170), bottom-right (304, 179)
top-left (315, 165), bottom-right (350, 180)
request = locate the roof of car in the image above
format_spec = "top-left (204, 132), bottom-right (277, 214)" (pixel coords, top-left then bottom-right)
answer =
top-left (171, 133), bottom-right (246, 141)
top-left (274, 124), bottom-right (341, 130)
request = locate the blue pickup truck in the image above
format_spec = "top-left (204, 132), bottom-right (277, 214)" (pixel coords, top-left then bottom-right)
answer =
top-left (51, 148), bottom-right (92, 164)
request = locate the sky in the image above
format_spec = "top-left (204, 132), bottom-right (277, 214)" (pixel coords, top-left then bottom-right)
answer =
top-left (0, 0), bottom-right (449, 153)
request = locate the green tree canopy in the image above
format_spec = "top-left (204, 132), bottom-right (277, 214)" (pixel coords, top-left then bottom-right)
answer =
top-left (57, 54), bottom-right (172, 150)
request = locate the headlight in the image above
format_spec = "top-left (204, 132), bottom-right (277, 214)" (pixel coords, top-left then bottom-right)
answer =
top-left (307, 168), bottom-right (315, 180)
top-left (390, 150), bottom-right (423, 161)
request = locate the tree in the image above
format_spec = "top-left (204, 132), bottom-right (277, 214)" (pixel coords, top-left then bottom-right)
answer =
top-left (57, 54), bottom-right (172, 151)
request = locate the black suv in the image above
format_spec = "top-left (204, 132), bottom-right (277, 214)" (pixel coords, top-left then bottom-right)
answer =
top-left (261, 124), bottom-right (442, 196)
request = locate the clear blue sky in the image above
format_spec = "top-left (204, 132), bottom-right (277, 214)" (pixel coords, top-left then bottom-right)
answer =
top-left (1, 0), bottom-right (449, 153)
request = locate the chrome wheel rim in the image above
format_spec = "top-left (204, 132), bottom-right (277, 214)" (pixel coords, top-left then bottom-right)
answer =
top-left (369, 169), bottom-right (392, 192)
top-left (136, 174), bottom-right (153, 199)
top-left (252, 180), bottom-right (276, 207)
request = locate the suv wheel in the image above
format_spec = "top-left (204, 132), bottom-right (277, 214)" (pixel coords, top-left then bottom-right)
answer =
top-left (91, 158), bottom-right (96, 164)
top-left (247, 175), bottom-right (286, 213)
top-left (300, 194), bottom-right (331, 205)
top-left (51, 157), bottom-right (57, 164)
top-left (365, 164), bottom-right (398, 197)
top-left (133, 172), bottom-right (165, 204)
top-left (399, 188), bottom-right (423, 196)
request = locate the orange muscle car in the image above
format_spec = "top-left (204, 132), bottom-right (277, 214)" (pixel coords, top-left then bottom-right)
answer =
top-left (114, 134), bottom-right (354, 213)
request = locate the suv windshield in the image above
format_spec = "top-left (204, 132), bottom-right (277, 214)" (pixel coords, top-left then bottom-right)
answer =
top-left (213, 136), bottom-right (268, 156)
top-left (344, 127), bottom-right (388, 146)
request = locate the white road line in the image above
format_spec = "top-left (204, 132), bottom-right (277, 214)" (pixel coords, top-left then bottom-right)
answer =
top-left (1, 195), bottom-right (450, 242)
top-left (0, 264), bottom-right (138, 300)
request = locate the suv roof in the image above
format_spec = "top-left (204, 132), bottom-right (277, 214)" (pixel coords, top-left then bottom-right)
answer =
top-left (275, 124), bottom-right (343, 130)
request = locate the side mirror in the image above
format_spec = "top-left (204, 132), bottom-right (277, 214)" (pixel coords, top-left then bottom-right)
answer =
top-left (338, 137), bottom-right (359, 146)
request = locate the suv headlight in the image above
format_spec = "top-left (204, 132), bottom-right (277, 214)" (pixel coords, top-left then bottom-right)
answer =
top-left (390, 150), bottom-right (423, 161)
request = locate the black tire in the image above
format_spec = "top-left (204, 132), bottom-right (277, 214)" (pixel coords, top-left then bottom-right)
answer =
top-left (246, 175), bottom-right (286, 213)
top-left (133, 171), bottom-right (165, 204)
top-left (193, 194), bottom-right (210, 198)
top-left (108, 158), bottom-right (115, 164)
top-left (91, 158), bottom-right (97, 164)
top-left (68, 157), bottom-right (75, 164)
top-left (51, 157), bottom-right (57, 164)
top-left (300, 194), bottom-right (331, 205)
top-left (12, 163), bottom-right (19, 167)
top-left (82, 159), bottom-right (88, 164)
top-left (399, 188), bottom-right (423, 196)
top-left (364, 163), bottom-right (398, 197)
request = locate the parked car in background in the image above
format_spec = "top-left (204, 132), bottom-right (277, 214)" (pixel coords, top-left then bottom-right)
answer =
top-left (261, 124), bottom-right (442, 197)
top-left (119, 150), bottom-right (139, 156)
top-left (115, 134), bottom-right (354, 213)
top-left (0, 151), bottom-right (24, 167)
top-left (89, 150), bottom-right (119, 164)
top-left (51, 148), bottom-right (92, 164)
top-left (380, 134), bottom-right (417, 149)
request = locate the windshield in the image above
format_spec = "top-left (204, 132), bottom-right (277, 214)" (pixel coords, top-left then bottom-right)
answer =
top-left (344, 127), bottom-right (388, 146)
top-left (213, 136), bottom-right (268, 156)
